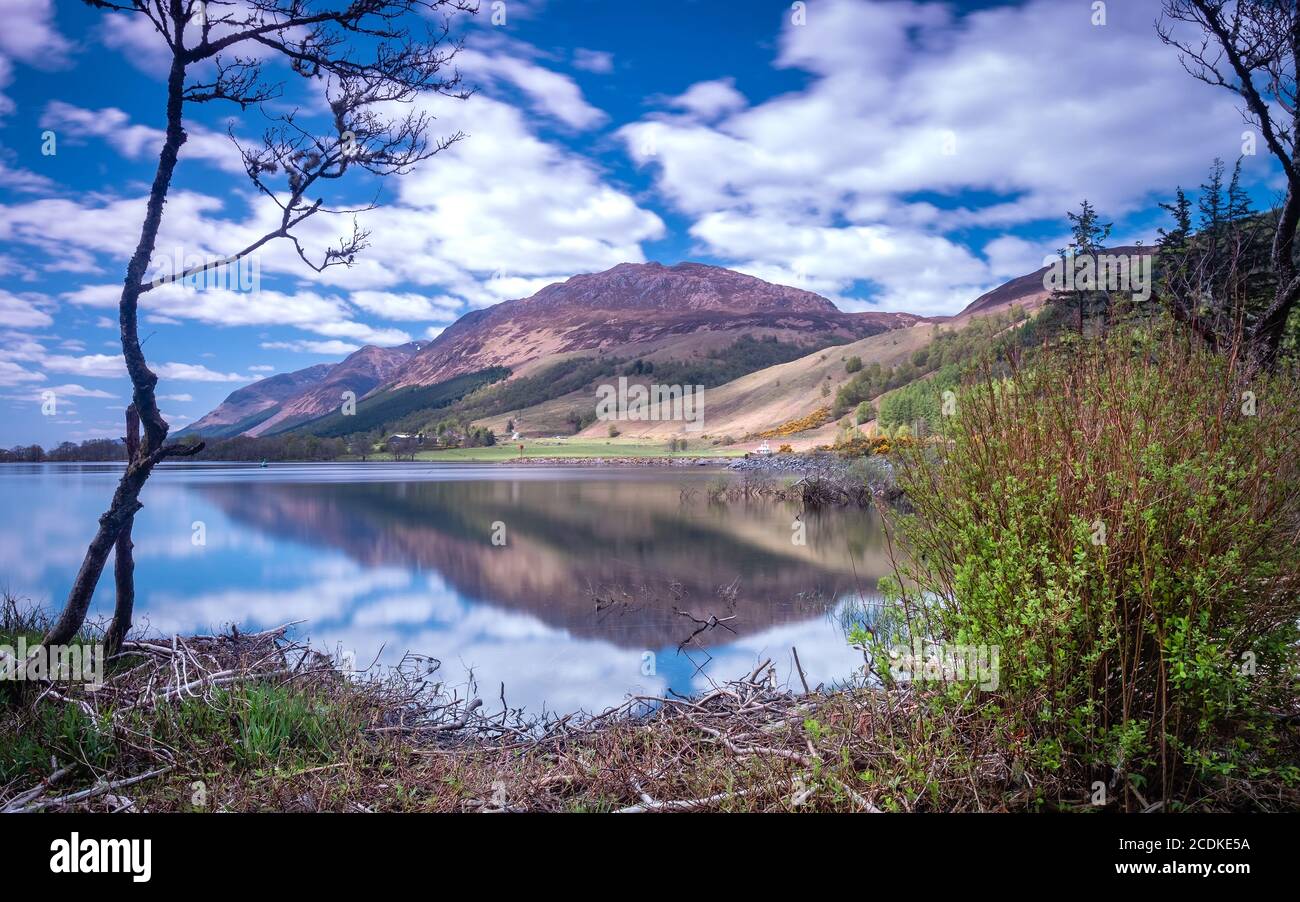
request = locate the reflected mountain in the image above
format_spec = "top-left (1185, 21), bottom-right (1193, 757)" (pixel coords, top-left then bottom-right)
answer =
top-left (195, 473), bottom-right (893, 649)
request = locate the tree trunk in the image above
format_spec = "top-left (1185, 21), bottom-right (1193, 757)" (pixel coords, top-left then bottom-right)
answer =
top-left (42, 47), bottom-right (189, 648)
top-left (104, 405), bottom-right (140, 657)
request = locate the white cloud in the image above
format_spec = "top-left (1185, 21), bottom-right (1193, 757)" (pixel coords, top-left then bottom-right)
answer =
top-left (261, 339), bottom-right (359, 355)
top-left (0, 289), bottom-right (53, 328)
top-left (0, 0), bottom-right (72, 66)
top-left (0, 56), bottom-right (12, 121)
top-left (98, 3), bottom-right (286, 77)
top-left (99, 11), bottom-right (171, 75)
top-left (458, 48), bottom-right (607, 129)
top-left (692, 212), bottom-right (993, 315)
top-left (40, 352), bottom-right (123, 378)
top-left (8, 83), bottom-right (662, 347)
top-left (40, 101), bottom-right (245, 174)
top-left (666, 78), bottom-right (747, 120)
top-left (377, 93), bottom-right (663, 290)
top-left (349, 290), bottom-right (462, 322)
top-left (309, 320), bottom-right (411, 346)
top-left (6, 383), bottom-right (115, 401)
top-left (0, 155), bottom-right (56, 194)
top-left (984, 235), bottom-right (1054, 283)
top-left (0, 359), bottom-right (45, 386)
top-left (619, 0), bottom-right (1254, 314)
top-left (154, 363), bottom-right (250, 383)
top-left (572, 48), bottom-right (613, 74)
top-left (40, 352), bottom-right (250, 383)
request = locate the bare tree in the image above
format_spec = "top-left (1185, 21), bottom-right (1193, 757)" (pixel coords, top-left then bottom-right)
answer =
top-left (44, 0), bottom-right (475, 648)
top-left (1159, 0), bottom-right (1300, 364)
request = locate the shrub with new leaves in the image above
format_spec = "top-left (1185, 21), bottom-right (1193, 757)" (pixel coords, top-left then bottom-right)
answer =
top-left (878, 327), bottom-right (1300, 808)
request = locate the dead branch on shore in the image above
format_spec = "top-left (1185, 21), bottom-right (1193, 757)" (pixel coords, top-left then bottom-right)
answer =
top-left (699, 471), bottom-right (877, 508)
top-left (8, 612), bottom-right (1285, 812)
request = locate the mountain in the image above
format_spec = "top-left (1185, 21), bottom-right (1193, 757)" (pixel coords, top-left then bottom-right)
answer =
top-left (468, 254), bottom-right (1099, 445)
top-left (184, 341), bottom-right (425, 439)
top-left (382, 262), bottom-right (924, 390)
top-left (243, 341), bottom-right (426, 436)
top-left (182, 363), bottom-right (334, 438)
top-left (186, 253), bottom-right (1159, 448)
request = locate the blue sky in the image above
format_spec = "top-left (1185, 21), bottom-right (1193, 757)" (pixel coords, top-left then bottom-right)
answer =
top-left (0, 0), bottom-right (1280, 446)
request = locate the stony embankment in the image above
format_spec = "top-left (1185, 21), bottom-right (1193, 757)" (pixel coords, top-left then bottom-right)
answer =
top-left (728, 451), bottom-right (900, 506)
top-left (726, 451), bottom-right (853, 479)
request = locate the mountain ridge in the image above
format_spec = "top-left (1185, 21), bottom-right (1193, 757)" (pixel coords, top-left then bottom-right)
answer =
top-left (383, 261), bottom-right (924, 390)
top-left (187, 258), bottom-right (1074, 441)
top-left (183, 341), bottom-right (426, 439)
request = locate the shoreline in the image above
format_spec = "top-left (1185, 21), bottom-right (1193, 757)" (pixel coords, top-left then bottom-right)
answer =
top-left (0, 620), bottom-right (1099, 813)
top-left (6, 617), bottom-right (1292, 812)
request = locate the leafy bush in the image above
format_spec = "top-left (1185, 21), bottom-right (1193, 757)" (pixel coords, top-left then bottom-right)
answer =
top-left (877, 328), bottom-right (1300, 807)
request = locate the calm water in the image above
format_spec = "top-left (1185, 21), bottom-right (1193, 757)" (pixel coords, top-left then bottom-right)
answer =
top-left (0, 463), bottom-right (891, 712)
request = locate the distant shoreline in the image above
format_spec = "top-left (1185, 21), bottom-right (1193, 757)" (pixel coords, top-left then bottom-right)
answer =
top-left (0, 454), bottom-right (744, 467)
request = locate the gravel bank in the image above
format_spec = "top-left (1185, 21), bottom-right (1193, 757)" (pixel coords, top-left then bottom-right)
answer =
top-left (726, 452), bottom-right (856, 480)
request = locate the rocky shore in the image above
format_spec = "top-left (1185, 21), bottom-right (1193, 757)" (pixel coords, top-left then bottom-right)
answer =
top-left (726, 451), bottom-right (858, 480)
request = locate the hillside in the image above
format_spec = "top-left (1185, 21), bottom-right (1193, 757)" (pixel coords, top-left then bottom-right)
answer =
top-left (475, 322), bottom-right (939, 446)
top-left (182, 363), bottom-right (334, 439)
top-left (381, 262), bottom-right (923, 391)
top-left (243, 341), bottom-right (427, 436)
top-left (187, 262), bottom-right (924, 439)
top-left (475, 268), bottom-right (1054, 449)
top-left (184, 342), bottom-right (426, 440)
top-left (186, 254), bottom-right (1119, 447)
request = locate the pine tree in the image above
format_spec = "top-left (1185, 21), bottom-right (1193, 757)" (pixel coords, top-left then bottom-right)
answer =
top-left (1226, 157), bottom-right (1253, 222)
top-left (1059, 199), bottom-right (1113, 333)
top-left (1158, 188), bottom-right (1192, 251)
top-left (1198, 158), bottom-right (1226, 230)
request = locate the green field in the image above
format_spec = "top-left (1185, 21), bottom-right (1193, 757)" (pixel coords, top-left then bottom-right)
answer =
top-left (367, 439), bottom-right (746, 462)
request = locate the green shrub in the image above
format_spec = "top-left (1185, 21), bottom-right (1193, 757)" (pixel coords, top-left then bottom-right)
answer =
top-left (877, 328), bottom-right (1300, 807)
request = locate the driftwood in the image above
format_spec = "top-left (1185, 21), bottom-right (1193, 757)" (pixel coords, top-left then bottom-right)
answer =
top-left (0, 621), bottom-right (1014, 812)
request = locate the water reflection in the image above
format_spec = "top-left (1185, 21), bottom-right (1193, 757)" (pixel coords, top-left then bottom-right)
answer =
top-left (0, 463), bottom-right (889, 711)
